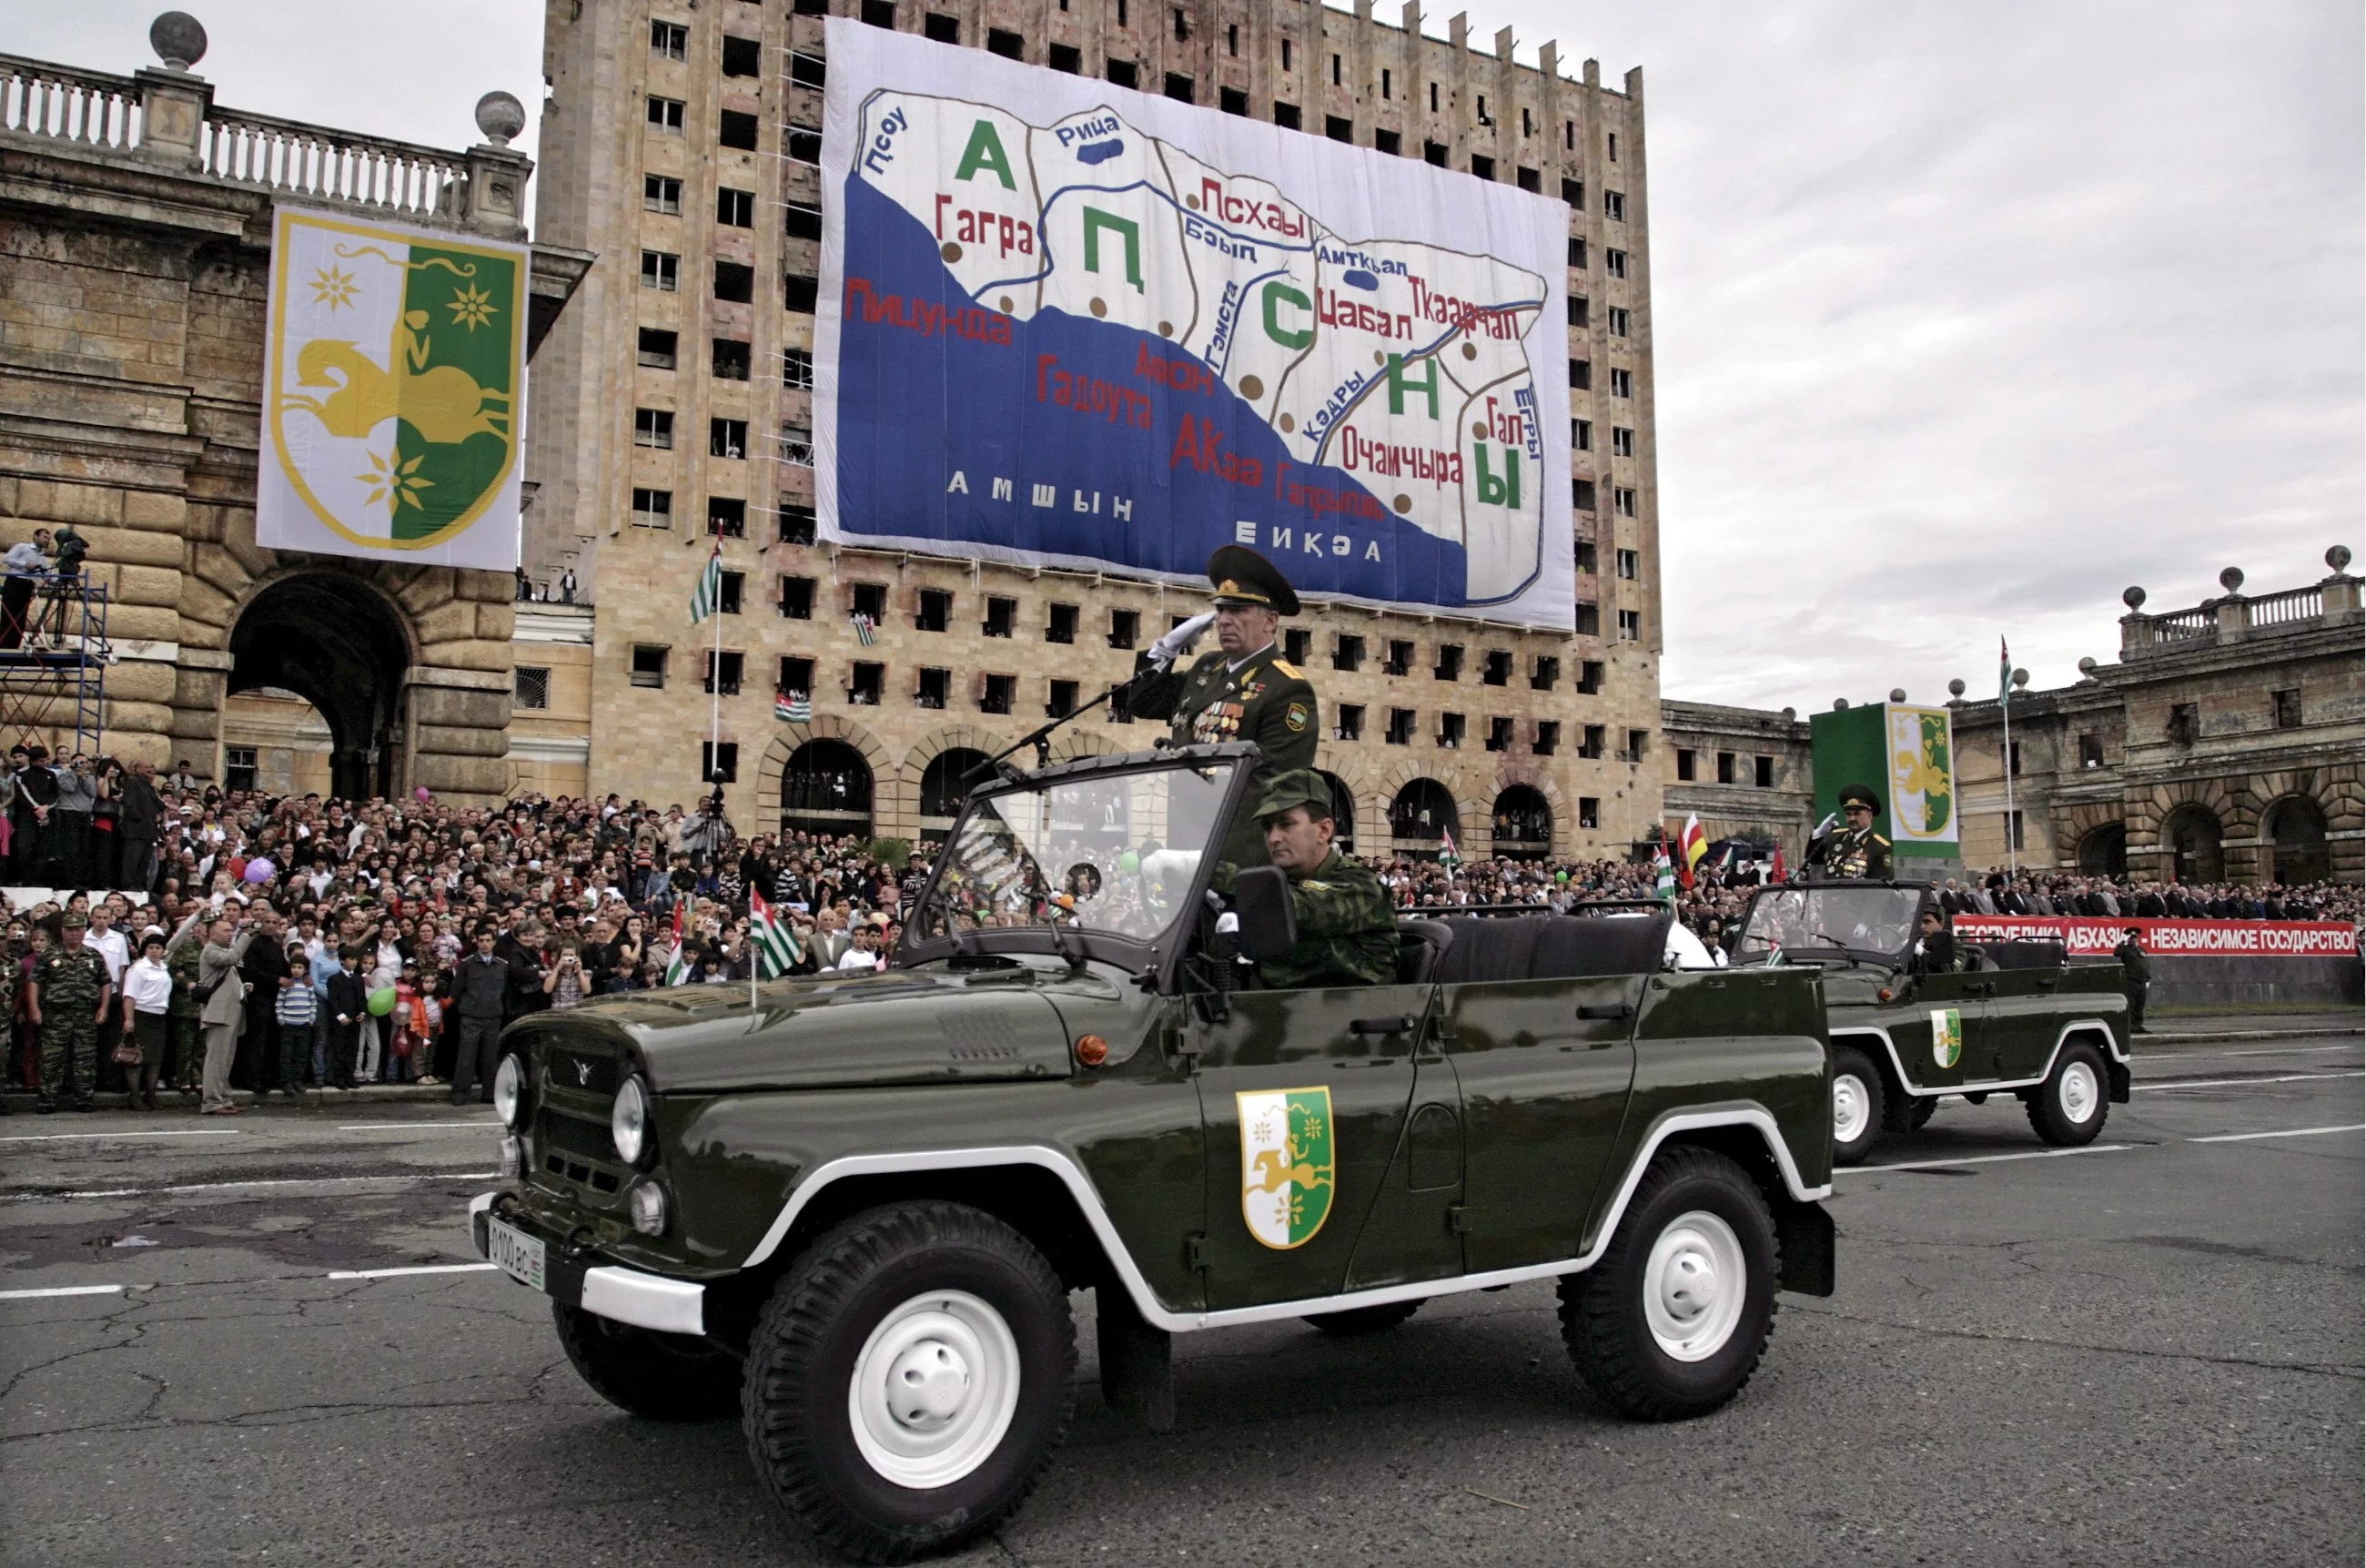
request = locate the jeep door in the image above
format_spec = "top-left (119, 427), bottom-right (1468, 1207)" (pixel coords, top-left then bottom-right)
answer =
top-left (1902, 971), bottom-right (1992, 1087)
top-left (1437, 972), bottom-right (1642, 1271)
top-left (1981, 966), bottom-right (2070, 1081)
top-left (1191, 981), bottom-right (1461, 1309)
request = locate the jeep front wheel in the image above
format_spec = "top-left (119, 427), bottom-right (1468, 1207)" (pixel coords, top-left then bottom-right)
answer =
top-left (1830, 1044), bottom-right (1884, 1166)
top-left (552, 1301), bottom-right (742, 1421)
top-left (743, 1201), bottom-right (1075, 1563)
top-left (1559, 1146), bottom-right (1778, 1421)
top-left (2029, 1041), bottom-right (2109, 1147)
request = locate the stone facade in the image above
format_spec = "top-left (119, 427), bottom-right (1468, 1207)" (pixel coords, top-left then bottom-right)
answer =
top-left (1658, 699), bottom-right (1814, 856)
top-left (530, 0), bottom-right (1665, 855)
top-left (0, 37), bottom-right (580, 804)
top-left (1948, 553), bottom-right (2363, 885)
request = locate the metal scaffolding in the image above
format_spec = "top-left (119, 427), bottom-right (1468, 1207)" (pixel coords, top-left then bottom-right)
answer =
top-left (0, 574), bottom-right (111, 756)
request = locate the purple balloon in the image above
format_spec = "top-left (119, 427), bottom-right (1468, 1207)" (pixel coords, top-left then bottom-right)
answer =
top-left (242, 856), bottom-right (276, 884)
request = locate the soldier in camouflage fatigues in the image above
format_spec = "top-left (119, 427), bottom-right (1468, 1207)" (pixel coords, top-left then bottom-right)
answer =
top-left (33, 913), bottom-right (113, 1113)
top-left (1217, 770), bottom-right (1397, 991)
top-left (166, 920), bottom-right (205, 1090)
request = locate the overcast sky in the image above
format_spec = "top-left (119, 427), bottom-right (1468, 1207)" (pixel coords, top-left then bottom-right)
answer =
top-left (25, 2), bottom-right (2362, 713)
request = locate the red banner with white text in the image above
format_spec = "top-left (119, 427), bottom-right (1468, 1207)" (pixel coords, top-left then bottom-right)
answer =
top-left (1955, 916), bottom-right (2360, 959)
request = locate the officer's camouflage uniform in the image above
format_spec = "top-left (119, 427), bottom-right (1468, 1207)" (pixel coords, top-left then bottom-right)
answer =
top-left (1806, 825), bottom-right (1893, 880)
top-left (35, 943), bottom-right (111, 1110)
top-left (167, 933), bottom-right (205, 1088)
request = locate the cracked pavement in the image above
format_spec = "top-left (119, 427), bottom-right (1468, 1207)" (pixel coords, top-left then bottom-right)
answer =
top-left (0, 1027), bottom-right (2357, 1566)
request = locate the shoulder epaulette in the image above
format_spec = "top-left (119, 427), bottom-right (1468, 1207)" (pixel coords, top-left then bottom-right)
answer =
top-left (1871, 834), bottom-right (1892, 846)
top-left (1271, 658), bottom-right (1303, 679)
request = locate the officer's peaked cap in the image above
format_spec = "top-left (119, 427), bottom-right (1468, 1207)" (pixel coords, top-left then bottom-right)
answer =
top-left (1836, 783), bottom-right (1882, 812)
top-left (1206, 546), bottom-right (1299, 616)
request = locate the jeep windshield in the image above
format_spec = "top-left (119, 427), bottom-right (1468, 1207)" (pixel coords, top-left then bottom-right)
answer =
top-left (1733, 886), bottom-right (1921, 964)
top-left (912, 757), bottom-right (1239, 947)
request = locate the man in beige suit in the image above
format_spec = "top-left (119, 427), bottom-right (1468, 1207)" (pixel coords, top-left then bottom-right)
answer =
top-left (194, 914), bottom-right (256, 1116)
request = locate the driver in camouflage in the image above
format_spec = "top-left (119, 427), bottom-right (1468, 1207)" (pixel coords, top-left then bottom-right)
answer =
top-left (1216, 770), bottom-right (1396, 990)
top-left (1806, 784), bottom-right (1894, 880)
top-left (1127, 547), bottom-right (1318, 866)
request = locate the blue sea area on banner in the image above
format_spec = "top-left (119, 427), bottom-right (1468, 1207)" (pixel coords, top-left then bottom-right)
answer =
top-left (834, 174), bottom-right (1470, 607)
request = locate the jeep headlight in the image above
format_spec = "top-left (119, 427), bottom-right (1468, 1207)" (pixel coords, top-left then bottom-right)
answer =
top-left (492, 1055), bottom-right (524, 1128)
top-left (612, 1075), bottom-right (652, 1167)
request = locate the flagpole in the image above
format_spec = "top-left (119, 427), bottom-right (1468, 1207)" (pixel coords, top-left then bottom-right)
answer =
top-left (2001, 684), bottom-right (2017, 877)
top-left (709, 548), bottom-right (724, 788)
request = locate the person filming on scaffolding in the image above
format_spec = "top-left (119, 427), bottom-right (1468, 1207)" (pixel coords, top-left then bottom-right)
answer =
top-left (0, 528), bottom-right (52, 652)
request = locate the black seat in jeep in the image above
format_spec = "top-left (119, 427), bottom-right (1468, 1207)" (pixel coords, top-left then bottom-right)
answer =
top-left (1431, 911), bottom-right (1671, 985)
top-left (1395, 920), bottom-right (1452, 985)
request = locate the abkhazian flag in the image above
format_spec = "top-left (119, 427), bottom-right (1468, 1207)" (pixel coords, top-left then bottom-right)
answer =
top-left (1653, 843), bottom-right (1676, 902)
top-left (779, 689), bottom-right (812, 723)
top-left (690, 542), bottom-right (723, 623)
top-left (750, 888), bottom-right (804, 979)
top-left (1439, 824), bottom-right (1459, 865)
top-left (851, 612), bottom-right (876, 646)
top-left (1998, 636), bottom-right (2012, 703)
top-left (1677, 814), bottom-right (1708, 888)
top-left (662, 901), bottom-right (690, 986)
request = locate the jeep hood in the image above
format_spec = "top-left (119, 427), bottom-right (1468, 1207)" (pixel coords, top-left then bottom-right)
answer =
top-left (540, 970), bottom-right (1077, 1093)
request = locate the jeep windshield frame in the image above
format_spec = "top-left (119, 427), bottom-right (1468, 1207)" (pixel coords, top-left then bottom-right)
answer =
top-left (895, 742), bottom-right (1262, 982)
top-left (1730, 883), bottom-right (1930, 966)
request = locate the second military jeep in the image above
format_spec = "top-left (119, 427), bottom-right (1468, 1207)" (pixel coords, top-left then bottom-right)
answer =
top-left (1726, 881), bottom-right (2132, 1164)
top-left (470, 744), bottom-right (1838, 1563)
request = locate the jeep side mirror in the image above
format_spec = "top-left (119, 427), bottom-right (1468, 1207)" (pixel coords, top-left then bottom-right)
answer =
top-left (1230, 865), bottom-right (1296, 963)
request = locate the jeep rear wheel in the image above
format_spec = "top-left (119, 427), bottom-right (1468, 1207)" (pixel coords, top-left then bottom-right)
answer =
top-left (2029, 1041), bottom-right (2109, 1147)
top-left (1559, 1146), bottom-right (1778, 1421)
top-left (1303, 1300), bottom-right (1421, 1336)
top-left (743, 1201), bottom-right (1074, 1563)
top-left (552, 1301), bottom-right (742, 1421)
top-left (1830, 1045), bottom-right (1884, 1165)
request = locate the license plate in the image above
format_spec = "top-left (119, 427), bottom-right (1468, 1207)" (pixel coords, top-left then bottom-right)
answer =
top-left (488, 1216), bottom-right (546, 1292)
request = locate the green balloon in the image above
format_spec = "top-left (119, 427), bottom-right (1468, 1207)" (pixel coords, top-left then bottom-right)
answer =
top-left (367, 986), bottom-right (397, 1017)
top-left (1117, 852), bottom-right (1140, 874)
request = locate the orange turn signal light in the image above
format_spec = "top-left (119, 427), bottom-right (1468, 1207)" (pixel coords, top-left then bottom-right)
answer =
top-left (1075, 1034), bottom-right (1109, 1067)
top-left (1876, 987), bottom-right (1895, 1002)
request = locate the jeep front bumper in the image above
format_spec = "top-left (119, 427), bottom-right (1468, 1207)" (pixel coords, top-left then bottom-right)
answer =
top-left (470, 1190), bottom-right (706, 1336)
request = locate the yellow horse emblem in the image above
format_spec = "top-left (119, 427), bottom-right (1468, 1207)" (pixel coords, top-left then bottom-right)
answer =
top-left (278, 311), bottom-right (510, 446)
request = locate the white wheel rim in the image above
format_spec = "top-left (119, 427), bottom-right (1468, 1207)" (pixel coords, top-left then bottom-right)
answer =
top-left (1833, 1073), bottom-right (1871, 1147)
top-left (1643, 1209), bottom-right (1747, 1363)
top-left (847, 1290), bottom-right (1020, 1490)
top-left (2058, 1060), bottom-right (2099, 1124)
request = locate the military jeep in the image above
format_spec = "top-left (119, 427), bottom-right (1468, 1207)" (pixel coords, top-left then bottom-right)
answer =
top-left (1725, 881), bottom-right (2132, 1164)
top-left (470, 744), bottom-right (1837, 1563)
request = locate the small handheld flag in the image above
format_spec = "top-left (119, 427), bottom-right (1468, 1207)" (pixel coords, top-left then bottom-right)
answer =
top-left (751, 887), bottom-right (804, 980)
top-left (690, 542), bottom-right (724, 624)
top-left (1653, 839), bottom-right (1676, 903)
top-left (662, 901), bottom-right (689, 986)
top-left (1677, 814), bottom-right (1708, 889)
top-left (1770, 842), bottom-right (1788, 884)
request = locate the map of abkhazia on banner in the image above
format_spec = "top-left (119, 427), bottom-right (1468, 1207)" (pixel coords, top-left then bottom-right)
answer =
top-left (816, 20), bottom-right (1572, 628)
top-left (257, 206), bottom-right (525, 572)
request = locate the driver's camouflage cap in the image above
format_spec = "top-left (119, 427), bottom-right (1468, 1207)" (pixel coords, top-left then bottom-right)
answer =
top-left (1255, 769), bottom-right (1336, 823)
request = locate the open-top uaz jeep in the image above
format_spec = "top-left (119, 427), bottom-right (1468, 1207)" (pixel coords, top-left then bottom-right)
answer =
top-left (1726, 881), bottom-right (2131, 1164)
top-left (471, 744), bottom-right (1837, 1562)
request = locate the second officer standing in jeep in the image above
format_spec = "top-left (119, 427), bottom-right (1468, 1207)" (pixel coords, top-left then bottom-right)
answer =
top-left (1126, 546), bottom-right (1318, 865)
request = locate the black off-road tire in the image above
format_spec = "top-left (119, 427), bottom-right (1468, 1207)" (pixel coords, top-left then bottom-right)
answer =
top-left (1906, 1096), bottom-right (1938, 1132)
top-left (1302, 1300), bottom-right (1421, 1336)
top-left (2028, 1041), bottom-right (2109, 1148)
top-left (1559, 1146), bottom-right (1779, 1421)
top-left (743, 1201), bottom-right (1075, 1564)
top-left (1830, 1044), bottom-right (1885, 1166)
top-left (552, 1300), bottom-right (743, 1421)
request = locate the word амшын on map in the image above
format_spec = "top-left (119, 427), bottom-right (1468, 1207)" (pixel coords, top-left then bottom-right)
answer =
top-left (814, 19), bottom-right (1573, 630)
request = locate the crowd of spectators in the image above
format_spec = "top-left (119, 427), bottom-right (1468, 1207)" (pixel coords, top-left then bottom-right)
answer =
top-left (0, 771), bottom-right (2355, 1110)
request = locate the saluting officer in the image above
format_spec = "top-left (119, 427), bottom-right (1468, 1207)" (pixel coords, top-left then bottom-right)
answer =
top-left (1806, 784), bottom-right (1894, 880)
top-left (32, 912), bottom-right (114, 1114)
top-left (1128, 547), bottom-right (1319, 865)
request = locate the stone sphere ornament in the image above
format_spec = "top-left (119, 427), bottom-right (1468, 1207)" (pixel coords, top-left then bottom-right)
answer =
top-left (150, 11), bottom-right (207, 71)
top-left (1946, 679), bottom-right (1966, 698)
top-left (2122, 586), bottom-right (2146, 611)
top-left (475, 90), bottom-right (528, 147)
top-left (1888, 688), bottom-right (1906, 703)
top-left (2218, 566), bottom-right (2244, 593)
top-left (2330, 545), bottom-right (2353, 573)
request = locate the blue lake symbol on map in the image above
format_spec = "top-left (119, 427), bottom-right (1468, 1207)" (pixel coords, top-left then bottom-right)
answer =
top-left (1341, 269), bottom-right (1380, 290)
top-left (1075, 138), bottom-right (1125, 165)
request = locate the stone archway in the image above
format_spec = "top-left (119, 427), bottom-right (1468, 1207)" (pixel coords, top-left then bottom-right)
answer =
top-left (917, 748), bottom-right (993, 839)
top-left (2261, 795), bottom-right (2331, 885)
top-left (1389, 777), bottom-right (1460, 857)
top-left (1315, 768), bottom-right (1357, 854)
top-left (1491, 784), bottom-right (1553, 860)
top-left (228, 572), bottom-right (413, 799)
top-left (780, 738), bottom-right (875, 842)
top-left (2076, 822), bottom-right (2128, 877)
top-left (2159, 804), bottom-right (2224, 885)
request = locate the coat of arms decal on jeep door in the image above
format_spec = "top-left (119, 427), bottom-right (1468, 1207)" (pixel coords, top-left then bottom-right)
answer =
top-left (1238, 1087), bottom-right (1336, 1249)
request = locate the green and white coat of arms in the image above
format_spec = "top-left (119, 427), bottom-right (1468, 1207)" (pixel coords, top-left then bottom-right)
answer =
top-left (1929, 1007), bottom-right (1964, 1069)
top-left (258, 207), bottom-right (527, 570)
top-left (1237, 1087), bottom-right (1336, 1249)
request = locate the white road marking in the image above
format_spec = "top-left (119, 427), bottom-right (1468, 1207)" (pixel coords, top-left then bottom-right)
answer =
top-left (2188, 1123), bottom-right (2366, 1144)
top-left (0, 1128), bottom-right (241, 1145)
top-left (326, 1262), bottom-right (500, 1280)
top-left (2, 1170), bottom-right (499, 1202)
top-left (2132, 1071), bottom-right (2364, 1092)
top-left (335, 1122), bottom-right (499, 1131)
top-left (2166, 1044), bottom-right (2364, 1058)
top-left (1840, 1145), bottom-right (2132, 1175)
top-left (0, 1284), bottom-right (127, 1300)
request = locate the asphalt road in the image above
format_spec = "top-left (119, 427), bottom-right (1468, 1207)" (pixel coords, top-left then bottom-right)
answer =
top-left (2, 1025), bottom-right (2359, 1568)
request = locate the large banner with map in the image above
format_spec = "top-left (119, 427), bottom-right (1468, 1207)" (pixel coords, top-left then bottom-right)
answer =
top-left (258, 206), bottom-right (525, 572)
top-left (815, 20), bottom-right (1572, 628)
